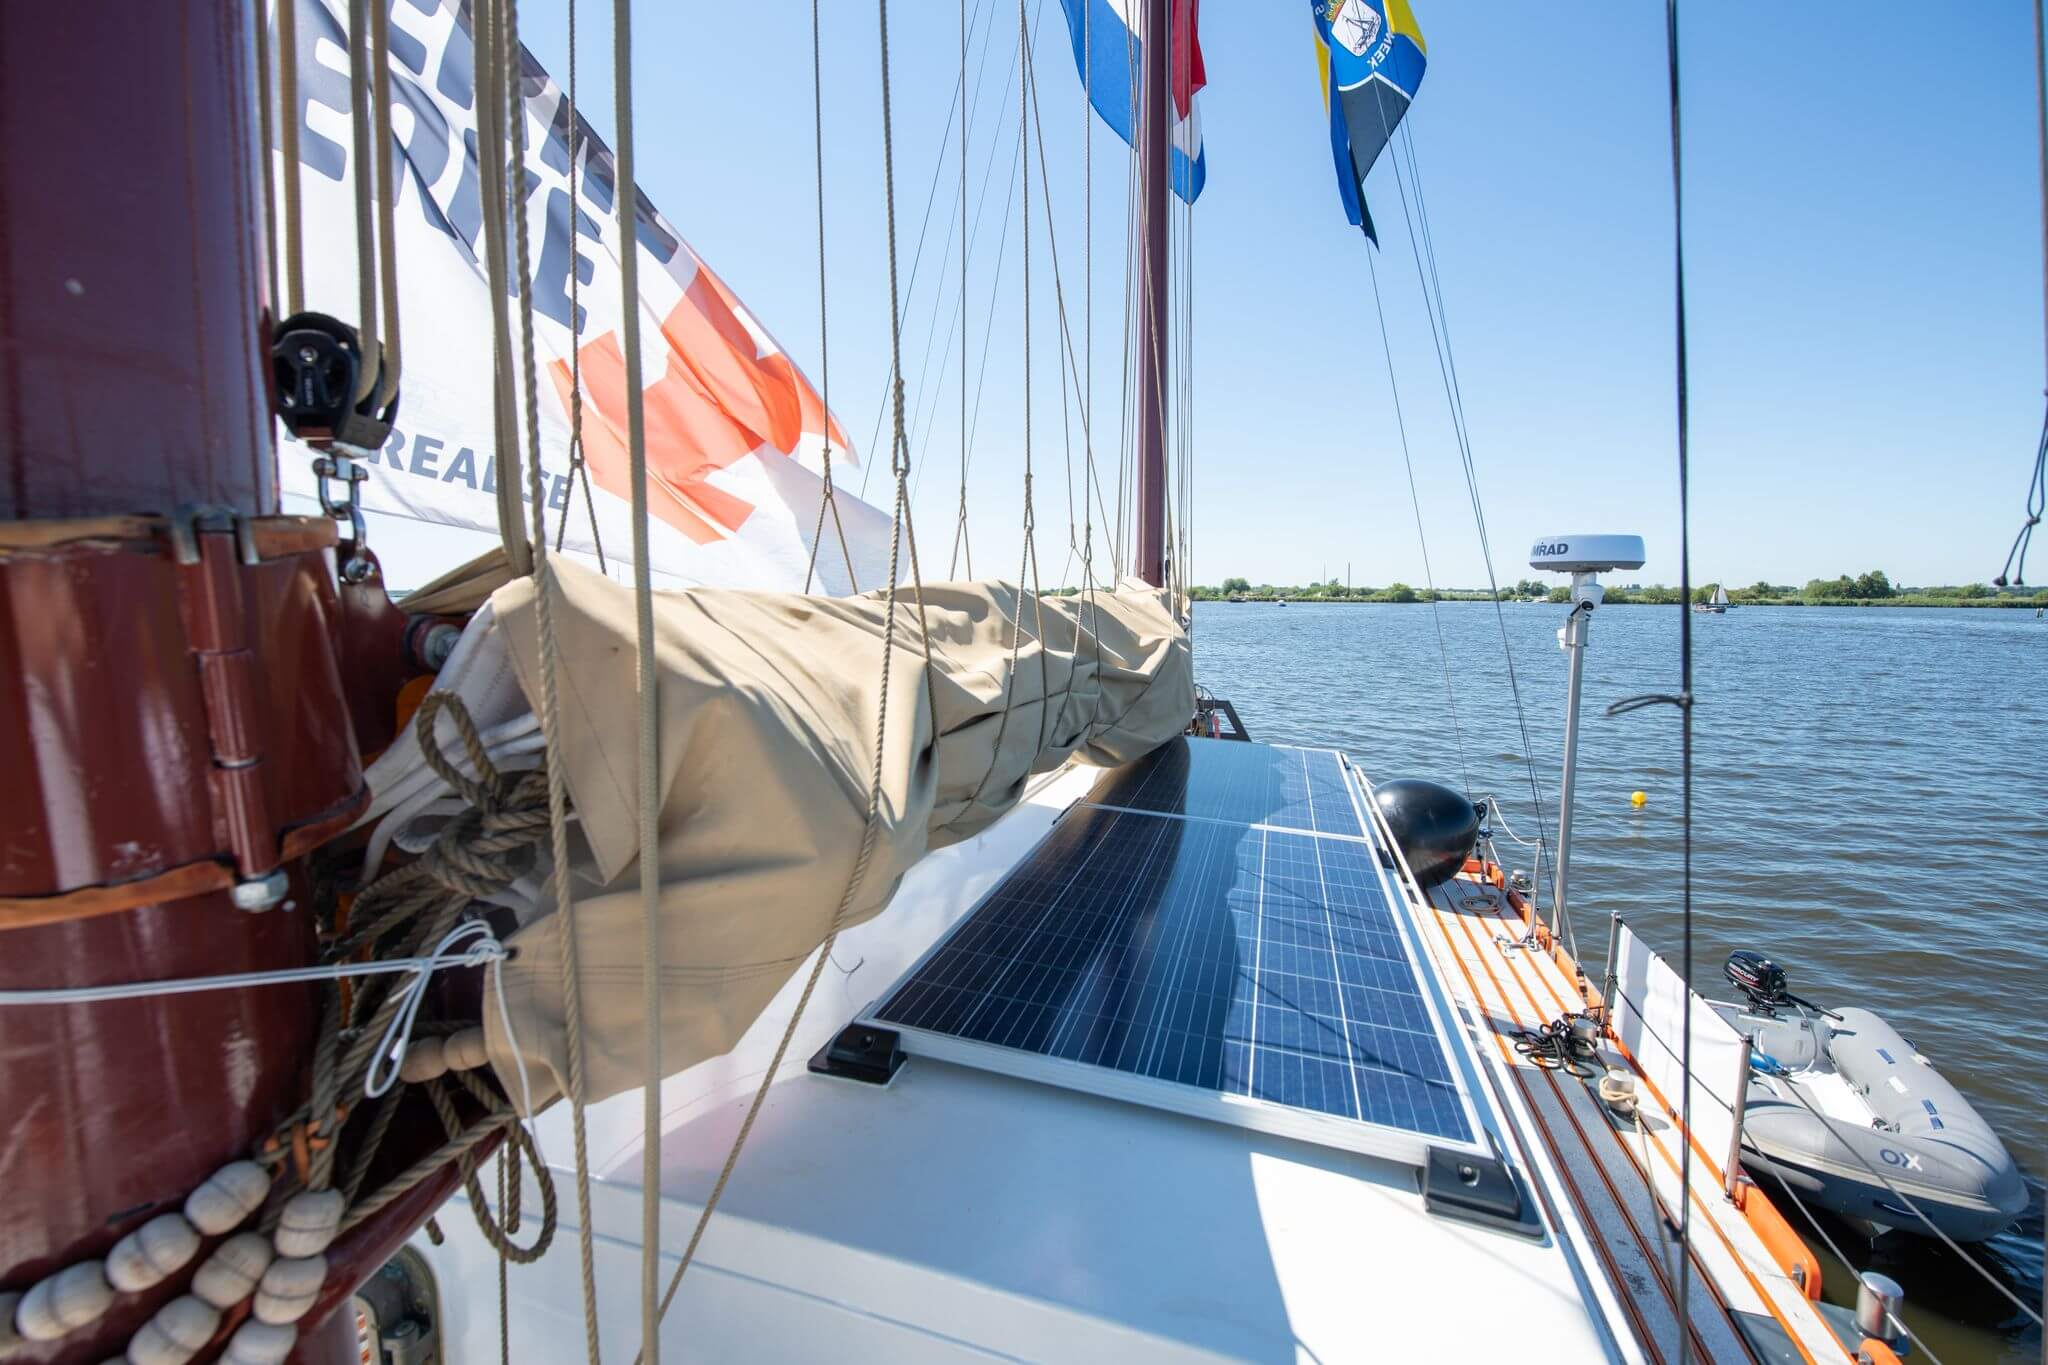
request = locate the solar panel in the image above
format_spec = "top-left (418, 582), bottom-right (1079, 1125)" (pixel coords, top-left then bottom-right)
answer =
top-left (867, 740), bottom-right (1481, 1161)
top-left (1083, 737), bottom-right (1366, 839)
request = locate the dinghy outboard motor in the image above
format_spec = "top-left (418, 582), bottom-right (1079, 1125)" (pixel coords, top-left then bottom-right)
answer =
top-left (1724, 950), bottom-right (1788, 1013)
top-left (1374, 780), bottom-right (1478, 888)
top-left (1724, 950), bottom-right (1834, 1019)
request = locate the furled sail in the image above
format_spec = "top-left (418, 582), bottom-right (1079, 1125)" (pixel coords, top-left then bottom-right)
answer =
top-left (1311, 0), bottom-right (1426, 244)
top-left (275, 0), bottom-right (892, 593)
top-left (373, 561), bottom-right (1193, 1110)
top-left (1059, 0), bottom-right (1208, 203)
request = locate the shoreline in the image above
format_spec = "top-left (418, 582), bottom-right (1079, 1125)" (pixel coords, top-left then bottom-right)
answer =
top-left (1191, 595), bottom-right (2048, 610)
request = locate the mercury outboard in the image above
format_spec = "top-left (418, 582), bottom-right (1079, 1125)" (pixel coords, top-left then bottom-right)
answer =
top-left (1714, 951), bottom-right (2026, 1243)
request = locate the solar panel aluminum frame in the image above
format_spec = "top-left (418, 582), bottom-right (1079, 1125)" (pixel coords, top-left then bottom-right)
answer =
top-left (855, 749), bottom-right (1493, 1171)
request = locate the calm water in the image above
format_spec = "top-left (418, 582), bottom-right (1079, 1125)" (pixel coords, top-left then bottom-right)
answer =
top-left (1190, 599), bottom-right (2046, 1363)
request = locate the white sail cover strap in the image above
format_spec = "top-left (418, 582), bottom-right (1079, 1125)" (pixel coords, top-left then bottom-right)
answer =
top-left (472, 560), bottom-right (1193, 1109)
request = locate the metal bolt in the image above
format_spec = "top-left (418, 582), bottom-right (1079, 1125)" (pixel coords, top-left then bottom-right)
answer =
top-left (230, 869), bottom-right (291, 912)
top-left (299, 346), bottom-right (319, 363)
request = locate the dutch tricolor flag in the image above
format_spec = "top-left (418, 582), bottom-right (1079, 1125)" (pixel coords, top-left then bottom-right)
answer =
top-left (1058, 0), bottom-right (1207, 203)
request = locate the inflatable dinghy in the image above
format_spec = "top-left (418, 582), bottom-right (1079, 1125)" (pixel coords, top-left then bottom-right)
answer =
top-left (1712, 952), bottom-right (2026, 1244)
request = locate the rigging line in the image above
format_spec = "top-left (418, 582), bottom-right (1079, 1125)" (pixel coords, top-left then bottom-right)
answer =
top-left (859, 0), bottom-right (999, 501)
top-left (255, 0), bottom-right (277, 324)
top-left (649, 7), bottom-right (936, 1334)
top-left (476, 0), bottom-right (531, 575)
top-left (604, 0), bottom-right (663, 1351)
top-left (370, 0), bottom-right (402, 407)
top-left (1360, 244), bottom-right (1470, 801)
top-left (277, 0), bottom-right (304, 315)
top-left (1020, 35), bottom-right (1117, 561)
top-left (347, 0), bottom-right (380, 406)
top-left (1749, 1165), bottom-right (1944, 1364)
top-left (554, 0), bottom-right (605, 569)
top-left (956, 109), bottom-right (1028, 489)
top-left (1384, 104), bottom-right (1558, 947)
top-left (896, 0), bottom-right (1031, 519)
top-left (957, 0), bottom-right (971, 578)
top-left (1749, 1065), bottom-right (2044, 1327)
top-left (804, 0), bottom-right (859, 596)
top-left (1995, 411), bottom-right (2046, 586)
top-left (1664, 6), bottom-right (1697, 1359)
top-left (510, 0), bottom-right (601, 1350)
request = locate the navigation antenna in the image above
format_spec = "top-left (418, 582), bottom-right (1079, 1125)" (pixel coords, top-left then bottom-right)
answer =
top-left (1527, 533), bottom-right (1646, 942)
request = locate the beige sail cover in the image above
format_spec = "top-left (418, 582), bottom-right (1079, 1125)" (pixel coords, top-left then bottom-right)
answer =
top-left (482, 558), bottom-right (1193, 1110)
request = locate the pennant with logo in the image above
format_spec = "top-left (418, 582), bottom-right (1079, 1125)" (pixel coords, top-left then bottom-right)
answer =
top-left (1312, 0), bottom-right (1426, 244)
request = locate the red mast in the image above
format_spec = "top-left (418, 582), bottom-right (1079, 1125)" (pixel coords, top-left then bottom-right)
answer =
top-left (0, 5), bottom-right (465, 1360)
top-left (1134, 0), bottom-right (1171, 588)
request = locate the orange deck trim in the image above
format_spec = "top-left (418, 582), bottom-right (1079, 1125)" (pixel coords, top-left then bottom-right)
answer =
top-left (1456, 881), bottom-right (1841, 1363)
top-left (1437, 897), bottom-right (1730, 1362)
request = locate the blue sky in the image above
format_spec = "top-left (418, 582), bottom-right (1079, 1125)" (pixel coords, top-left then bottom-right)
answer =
top-left (351, 1), bottom-right (2045, 592)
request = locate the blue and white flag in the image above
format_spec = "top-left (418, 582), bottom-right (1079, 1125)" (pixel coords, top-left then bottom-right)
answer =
top-left (1057, 0), bottom-right (1207, 203)
top-left (1312, 0), bottom-right (1426, 244)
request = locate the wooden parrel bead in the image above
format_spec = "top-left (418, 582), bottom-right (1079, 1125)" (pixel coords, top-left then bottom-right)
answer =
top-left (251, 1254), bottom-right (324, 1326)
top-left (222, 1319), bottom-right (295, 1365)
top-left (442, 1026), bottom-right (490, 1072)
top-left (191, 1232), bottom-right (274, 1310)
top-left (105, 1213), bottom-right (201, 1293)
top-left (272, 1189), bottom-right (345, 1258)
top-left (15, 1260), bottom-right (113, 1341)
top-left (125, 1294), bottom-right (220, 1365)
top-left (397, 1033), bottom-right (448, 1083)
top-left (184, 1161), bottom-right (270, 1236)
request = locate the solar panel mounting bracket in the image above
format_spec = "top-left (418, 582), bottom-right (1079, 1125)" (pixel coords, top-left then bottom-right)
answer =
top-left (1421, 1145), bottom-right (1541, 1239)
top-left (808, 1021), bottom-right (908, 1086)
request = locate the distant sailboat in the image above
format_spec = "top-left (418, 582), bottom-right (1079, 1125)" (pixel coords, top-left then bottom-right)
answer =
top-left (1694, 584), bottom-right (1730, 614)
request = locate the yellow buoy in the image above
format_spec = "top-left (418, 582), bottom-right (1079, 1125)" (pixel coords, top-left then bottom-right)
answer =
top-left (1630, 790), bottom-right (1648, 807)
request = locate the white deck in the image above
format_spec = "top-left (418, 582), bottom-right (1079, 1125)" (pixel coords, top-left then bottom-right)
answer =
top-left (418, 759), bottom-right (1635, 1362)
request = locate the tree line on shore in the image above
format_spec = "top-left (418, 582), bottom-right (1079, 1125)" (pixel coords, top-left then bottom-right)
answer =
top-left (1190, 571), bottom-right (2048, 607)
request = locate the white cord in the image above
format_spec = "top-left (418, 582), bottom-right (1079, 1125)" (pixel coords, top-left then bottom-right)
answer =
top-left (0, 931), bottom-right (505, 1008)
top-left (365, 919), bottom-right (505, 1099)
top-left (1477, 792), bottom-right (1541, 848)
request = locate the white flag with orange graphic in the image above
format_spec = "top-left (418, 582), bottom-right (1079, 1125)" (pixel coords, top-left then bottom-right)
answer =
top-left (276, 0), bottom-right (892, 594)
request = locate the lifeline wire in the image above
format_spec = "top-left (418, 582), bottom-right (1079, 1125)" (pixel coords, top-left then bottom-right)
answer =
top-left (0, 932), bottom-right (504, 1008)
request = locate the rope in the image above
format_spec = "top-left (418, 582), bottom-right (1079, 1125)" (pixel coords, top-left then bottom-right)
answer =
top-left (424, 1072), bottom-right (557, 1264)
top-left (2019, 0), bottom-right (2048, 588)
top-left (477, 0), bottom-right (533, 575)
top-left (504, 0), bottom-right (603, 1352)
top-left (1748, 1162), bottom-right (1945, 1363)
top-left (0, 936), bottom-right (502, 1008)
top-left (801, 0), bottom-right (858, 596)
top-left (255, 0), bottom-right (278, 320)
top-left (553, 0), bottom-right (606, 570)
top-left (1382, 109), bottom-right (1559, 952)
top-left (1745, 1059), bottom-right (2043, 1327)
top-left (1510, 1013), bottom-right (1599, 1078)
top-left (370, 0), bottom-right (402, 408)
top-left (1995, 406), bottom-right (2046, 587)
top-left (1664, 9), bottom-right (1697, 1357)
top-left (638, 9), bottom-right (935, 1343)
top-left (277, 0), bottom-right (304, 316)
top-left (346, 0), bottom-right (379, 405)
top-left (1361, 244), bottom-right (1472, 799)
top-left (954, 0), bottom-right (972, 581)
top-left (605, 0), bottom-right (665, 1348)
top-left (858, 6), bottom-right (992, 502)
